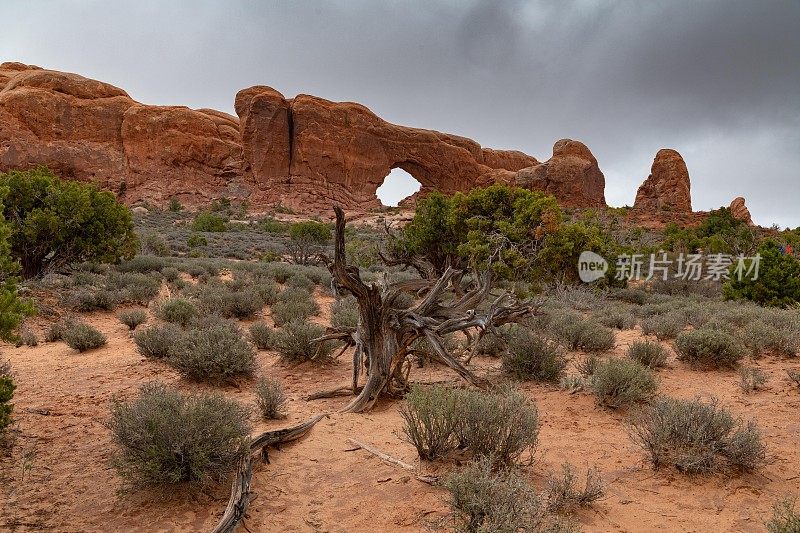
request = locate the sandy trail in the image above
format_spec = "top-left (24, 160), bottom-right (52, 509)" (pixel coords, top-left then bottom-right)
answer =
top-left (1, 309), bottom-right (799, 532)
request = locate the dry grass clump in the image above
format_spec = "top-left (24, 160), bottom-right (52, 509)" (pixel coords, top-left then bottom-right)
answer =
top-left (154, 297), bottom-right (198, 327)
top-left (596, 308), bottom-right (637, 330)
top-left (133, 323), bottom-right (183, 359)
top-left (766, 499), bottom-right (800, 533)
top-left (788, 369), bottom-right (800, 388)
top-left (254, 376), bottom-right (287, 419)
top-left (401, 385), bottom-right (539, 467)
top-left (627, 396), bottom-right (766, 474)
top-left (546, 462), bottom-right (605, 513)
top-left (248, 322), bottom-right (275, 350)
top-left (502, 326), bottom-right (566, 383)
top-left (627, 340), bottom-right (668, 369)
top-left (271, 287), bottom-right (319, 326)
top-left (641, 311), bottom-right (687, 340)
top-left (168, 318), bottom-right (255, 381)
top-left (444, 457), bottom-right (576, 533)
top-left (109, 382), bottom-right (250, 486)
top-left (118, 309), bottom-right (148, 330)
top-left (591, 358), bottom-right (657, 409)
top-left (62, 321), bottom-right (107, 352)
top-left (741, 320), bottom-right (799, 358)
top-left (273, 321), bottom-right (332, 361)
top-left (19, 326), bottom-right (38, 347)
top-left (547, 311), bottom-right (615, 352)
top-left (738, 366), bottom-right (769, 393)
top-left (675, 329), bottom-right (745, 369)
top-left (330, 296), bottom-right (359, 330)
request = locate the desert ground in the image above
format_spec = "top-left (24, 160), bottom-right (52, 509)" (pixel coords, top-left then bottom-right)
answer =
top-left (1, 279), bottom-right (799, 533)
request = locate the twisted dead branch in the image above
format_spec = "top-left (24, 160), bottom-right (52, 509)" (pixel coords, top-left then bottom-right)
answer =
top-left (212, 414), bottom-right (326, 533)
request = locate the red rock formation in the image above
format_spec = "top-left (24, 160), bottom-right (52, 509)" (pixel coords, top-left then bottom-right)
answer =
top-left (729, 196), bottom-right (754, 225)
top-left (1, 62), bottom-right (749, 223)
top-left (513, 139), bottom-right (606, 208)
top-left (242, 92), bottom-right (538, 211)
top-left (633, 149), bottom-right (692, 213)
top-left (0, 62), bottom-right (242, 206)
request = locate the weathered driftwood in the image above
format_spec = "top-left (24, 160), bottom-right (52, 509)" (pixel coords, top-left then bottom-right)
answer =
top-left (315, 206), bottom-right (536, 413)
top-left (346, 438), bottom-right (437, 485)
top-left (212, 414), bottom-right (326, 533)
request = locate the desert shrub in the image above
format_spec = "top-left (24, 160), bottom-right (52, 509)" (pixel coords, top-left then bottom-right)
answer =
top-left (286, 273), bottom-right (314, 291)
top-left (548, 311), bottom-right (615, 352)
top-left (107, 271), bottom-right (161, 304)
top-left (788, 369), bottom-right (800, 388)
top-left (741, 321), bottom-right (799, 358)
top-left (738, 366), bottom-right (768, 393)
top-left (189, 283), bottom-right (264, 319)
top-left (575, 354), bottom-right (600, 378)
top-left (63, 288), bottom-right (118, 311)
top-left (444, 457), bottom-right (572, 533)
top-left (546, 463), bottom-right (605, 513)
top-left (724, 240), bottom-right (800, 307)
top-left (109, 382), bottom-right (250, 485)
top-left (455, 387), bottom-right (539, 467)
top-left (249, 322), bottom-right (275, 350)
top-left (187, 234), bottom-right (208, 248)
top-left (627, 340), bottom-right (668, 368)
top-left (591, 358), bottom-right (657, 409)
top-left (19, 326), bottom-right (38, 347)
top-left (0, 185), bottom-right (35, 340)
top-left (0, 362), bottom-right (15, 431)
top-left (286, 220), bottom-right (331, 265)
top-left (330, 296), bottom-right (359, 330)
top-left (675, 329), bottom-right (745, 369)
top-left (273, 321), bottom-right (332, 361)
top-left (253, 280), bottom-right (279, 306)
top-left (133, 323), bottom-right (183, 359)
top-left (62, 321), bottom-right (107, 352)
top-left (45, 318), bottom-right (76, 342)
top-left (597, 308), bottom-right (637, 330)
top-left (271, 294), bottom-right (319, 326)
top-left (254, 376), bottom-right (287, 419)
top-left (641, 311), bottom-right (686, 340)
top-left (474, 330), bottom-right (507, 357)
top-left (118, 309), bottom-right (147, 330)
top-left (766, 499), bottom-right (800, 533)
top-left (401, 384), bottom-right (459, 460)
top-left (191, 211), bottom-right (227, 232)
top-left (610, 288), bottom-right (648, 305)
top-left (139, 232), bottom-right (170, 256)
top-left (154, 297), bottom-right (198, 327)
top-left (502, 326), bottom-right (566, 383)
top-left (117, 256), bottom-right (168, 274)
top-left (161, 267), bottom-right (180, 282)
top-left (0, 167), bottom-right (138, 279)
top-left (168, 319), bottom-right (255, 381)
top-left (627, 396), bottom-right (766, 474)
top-left (168, 198), bottom-right (182, 212)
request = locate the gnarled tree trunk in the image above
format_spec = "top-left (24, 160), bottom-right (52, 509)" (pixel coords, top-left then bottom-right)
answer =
top-left (320, 206), bottom-right (535, 413)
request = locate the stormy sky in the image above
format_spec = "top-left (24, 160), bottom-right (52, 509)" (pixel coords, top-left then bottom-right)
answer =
top-left (2, 0), bottom-right (798, 227)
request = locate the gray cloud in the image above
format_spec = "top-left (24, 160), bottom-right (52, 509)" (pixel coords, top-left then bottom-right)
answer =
top-left (1, 0), bottom-right (798, 226)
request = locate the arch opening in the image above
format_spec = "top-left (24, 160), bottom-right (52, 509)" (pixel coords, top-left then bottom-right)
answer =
top-left (376, 167), bottom-right (422, 207)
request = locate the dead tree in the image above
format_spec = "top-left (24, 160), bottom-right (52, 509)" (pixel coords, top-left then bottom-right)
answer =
top-left (316, 206), bottom-right (535, 413)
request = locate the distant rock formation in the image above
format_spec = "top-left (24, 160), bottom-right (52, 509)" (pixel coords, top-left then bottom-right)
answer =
top-left (0, 62), bottom-right (537, 212)
top-left (0, 62), bottom-right (754, 223)
top-left (729, 196), bottom-right (754, 225)
top-left (0, 62), bottom-right (243, 206)
top-left (633, 149), bottom-right (692, 213)
top-left (514, 139), bottom-right (607, 208)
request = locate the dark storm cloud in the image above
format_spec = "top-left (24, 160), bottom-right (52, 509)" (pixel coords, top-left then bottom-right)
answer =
top-left (1, 0), bottom-right (798, 226)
